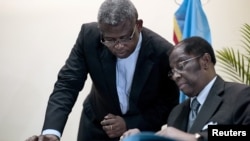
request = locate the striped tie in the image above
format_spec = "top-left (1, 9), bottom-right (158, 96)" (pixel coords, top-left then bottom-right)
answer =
top-left (188, 98), bottom-right (200, 131)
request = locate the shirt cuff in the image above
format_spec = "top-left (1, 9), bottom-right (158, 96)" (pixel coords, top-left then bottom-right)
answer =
top-left (42, 129), bottom-right (61, 138)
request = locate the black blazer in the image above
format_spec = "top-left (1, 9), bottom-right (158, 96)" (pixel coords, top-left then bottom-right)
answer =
top-left (42, 22), bottom-right (179, 141)
top-left (167, 76), bottom-right (250, 141)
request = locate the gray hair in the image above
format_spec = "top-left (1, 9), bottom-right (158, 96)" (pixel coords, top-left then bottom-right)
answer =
top-left (97, 0), bottom-right (138, 25)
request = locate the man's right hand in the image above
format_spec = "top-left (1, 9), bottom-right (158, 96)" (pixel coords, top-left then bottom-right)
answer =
top-left (25, 134), bottom-right (59, 141)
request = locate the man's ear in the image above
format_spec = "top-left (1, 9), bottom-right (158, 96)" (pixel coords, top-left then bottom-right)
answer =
top-left (201, 53), bottom-right (211, 70)
top-left (136, 19), bottom-right (143, 32)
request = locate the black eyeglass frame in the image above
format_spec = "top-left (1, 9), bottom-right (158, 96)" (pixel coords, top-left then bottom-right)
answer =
top-left (168, 55), bottom-right (202, 78)
top-left (100, 25), bottom-right (137, 47)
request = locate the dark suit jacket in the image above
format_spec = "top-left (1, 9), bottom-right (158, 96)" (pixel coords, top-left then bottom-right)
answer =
top-left (167, 76), bottom-right (250, 141)
top-left (42, 22), bottom-right (179, 141)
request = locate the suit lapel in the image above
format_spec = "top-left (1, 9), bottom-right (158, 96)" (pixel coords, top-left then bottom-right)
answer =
top-left (190, 76), bottom-right (224, 132)
top-left (99, 47), bottom-right (121, 112)
top-left (128, 38), bottom-right (154, 110)
top-left (175, 101), bottom-right (190, 131)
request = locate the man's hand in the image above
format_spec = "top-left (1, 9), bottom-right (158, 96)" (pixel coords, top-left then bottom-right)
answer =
top-left (100, 113), bottom-right (127, 138)
top-left (120, 128), bottom-right (141, 140)
top-left (156, 126), bottom-right (197, 141)
top-left (25, 134), bottom-right (59, 141)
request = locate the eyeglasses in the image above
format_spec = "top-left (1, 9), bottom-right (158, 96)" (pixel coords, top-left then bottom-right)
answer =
top-left (168, 55), bottom-right (202, 78)
top-left (100, 25), bottom-right (136, 47)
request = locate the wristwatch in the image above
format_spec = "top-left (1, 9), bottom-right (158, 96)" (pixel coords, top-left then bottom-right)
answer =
top-left (194, 133), bottom-right (203, 141)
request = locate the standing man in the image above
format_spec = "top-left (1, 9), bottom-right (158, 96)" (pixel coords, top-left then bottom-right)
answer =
top-left (25, 0), bottom-right (179, 141)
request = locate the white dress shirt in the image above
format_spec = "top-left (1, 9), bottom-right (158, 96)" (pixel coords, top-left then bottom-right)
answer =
top-left (191, 75), bottom-right (217, 112)
top-left (116, 33), bottom-right (142, 114)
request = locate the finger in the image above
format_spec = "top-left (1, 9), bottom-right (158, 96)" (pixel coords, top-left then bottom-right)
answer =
top-left (100, 120), bottom-right (106, 125)
top-left (25, 135), bottom-right (38, 141)
top-left (107, 125), bottom-right (114, 131)
top-left (38, 135), bottom-right (45, 141)
top-left (101, 119), bottom-right (111, 126)
top-left (155, 130), bottom-right (166, 136)
top-left (102, 125), bottom-right (109, 131)
top-left (161, 124), bottom-right (168, 130)
top-left (101, 118), bottom-right (115, 127)
top-left (104, 113), bottom-right (115, 119)
top-left (103, 124), bottom-right (115, 133)
top-left (119, 135), bottom-right (124, 141)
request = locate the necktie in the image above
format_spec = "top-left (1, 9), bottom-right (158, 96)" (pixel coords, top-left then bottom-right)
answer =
top-left (188, 98), bottom-right (200, 131)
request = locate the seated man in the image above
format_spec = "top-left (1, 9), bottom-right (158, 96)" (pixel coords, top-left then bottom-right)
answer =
top-left (121, 36), bottom-right (250, 141)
